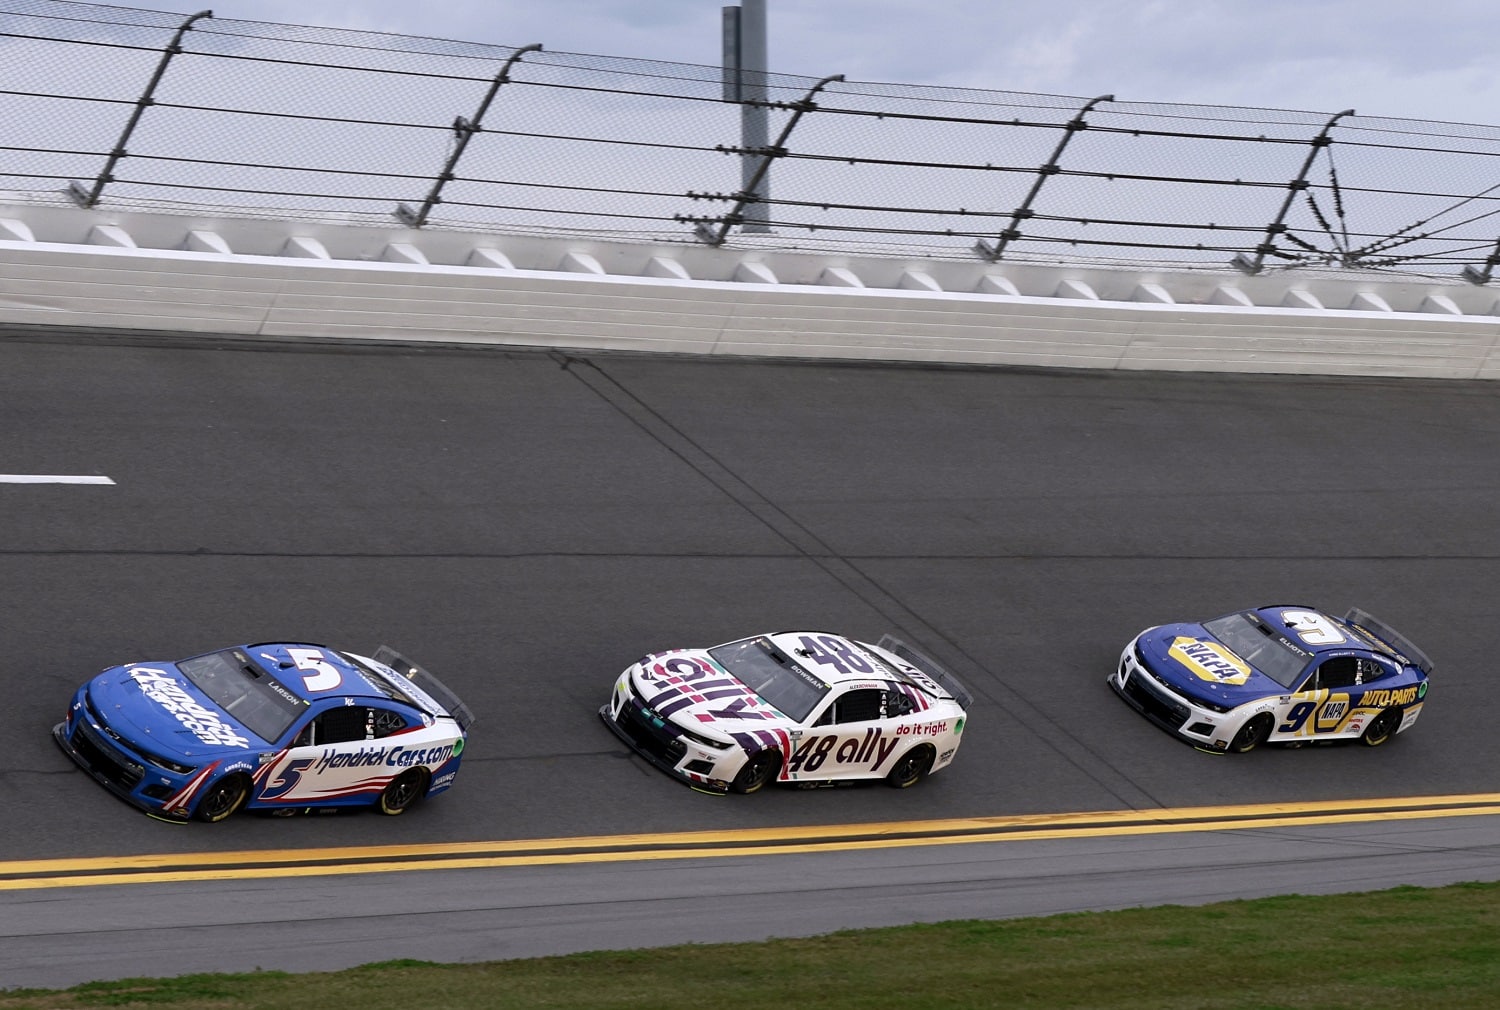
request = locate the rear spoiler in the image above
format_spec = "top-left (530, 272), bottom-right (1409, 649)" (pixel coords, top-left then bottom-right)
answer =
top-left (876, 634), bottom-right (973, 710)
top-left (1342, 609), bottom-right (1434, 675)
top-left (372, 646), bottom-right (477, 732)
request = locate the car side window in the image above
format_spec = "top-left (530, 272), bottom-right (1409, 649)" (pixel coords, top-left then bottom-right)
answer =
top-left (813, 688), bottom-right (885, 725)
top-left (885, 686), bottom-right (916, 718)
top-left (294, 705), bottom-right (371, 746)
top-left (370, 707), bottom-right (408, 738)
top-left (1313, 657), bottom-right (1359, 691)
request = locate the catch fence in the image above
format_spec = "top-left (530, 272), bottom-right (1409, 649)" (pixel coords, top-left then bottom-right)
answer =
top-left (5, 0), bottom-right (1500, 280)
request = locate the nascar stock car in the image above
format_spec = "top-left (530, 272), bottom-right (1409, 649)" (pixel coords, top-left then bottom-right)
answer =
top-left (54, 643), bottom-right (474, 822)
top-left (1111, 605), bottom-right (1432, 753)
top-left (601, 630), bottom-right (972, 793)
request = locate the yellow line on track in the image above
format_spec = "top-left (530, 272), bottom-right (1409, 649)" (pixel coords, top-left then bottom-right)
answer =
top-left (4, 793), bottom-right (1500, 892)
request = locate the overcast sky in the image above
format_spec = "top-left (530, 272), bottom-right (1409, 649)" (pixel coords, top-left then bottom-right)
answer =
top-left (133, 0), bottom-right (1500, 126)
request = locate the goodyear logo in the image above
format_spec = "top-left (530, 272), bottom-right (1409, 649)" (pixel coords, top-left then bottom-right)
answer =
top-left (1168, 637), bottom-right (1252, 685)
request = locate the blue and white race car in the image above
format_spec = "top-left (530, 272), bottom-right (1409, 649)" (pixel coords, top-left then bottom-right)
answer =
top-left (54, 643), bottom-right (474, 822)
top-left (1111, 605), bottom-right (1431, 753)
top-left (601, 631), bottom-right (972, 793)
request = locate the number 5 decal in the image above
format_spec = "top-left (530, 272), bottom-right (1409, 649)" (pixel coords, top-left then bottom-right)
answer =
top-left (287, 648), bottom-right (343, 692)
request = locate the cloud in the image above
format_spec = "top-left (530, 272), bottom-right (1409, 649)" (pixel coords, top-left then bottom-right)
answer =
top-left (138, 0), bottom-right (1500, 125)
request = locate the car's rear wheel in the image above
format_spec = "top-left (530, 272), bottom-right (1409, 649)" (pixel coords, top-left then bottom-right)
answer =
top-left (1229, 714), bottom-right (1274, 754)
top-left (378, 768), bottom-right (429, 815)
top-left (1360, 708), bottom-right (1402, 747)
top-left (195, 773), bottom-right (251, 823)
top-left (731, 751), bottom-right (780, 794)
top-left (886, 745), bottom-right (935, 788)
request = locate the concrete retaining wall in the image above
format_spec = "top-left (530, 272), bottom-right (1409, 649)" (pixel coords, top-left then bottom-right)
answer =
top-left (3, 202), bottom-right (1499, 379)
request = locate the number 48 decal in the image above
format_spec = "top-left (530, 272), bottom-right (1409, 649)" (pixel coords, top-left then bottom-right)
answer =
top-left (796, 635), bottom-right (874, 675)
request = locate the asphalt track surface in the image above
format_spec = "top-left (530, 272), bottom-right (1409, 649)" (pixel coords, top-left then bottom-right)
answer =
top-left (4, 329), bottom-right (1500, 988)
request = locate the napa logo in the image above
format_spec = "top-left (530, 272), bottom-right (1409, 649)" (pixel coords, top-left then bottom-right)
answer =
top-left (1168, 637), bottom-right (1252, 685)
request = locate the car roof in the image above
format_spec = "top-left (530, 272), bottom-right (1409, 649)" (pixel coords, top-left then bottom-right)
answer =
top-left (761, 631), bottom-right (906, 685)
top-left (1242, 606), bottom-right (1380, 658)
top-left (233, 642), bottom-right (401, 703)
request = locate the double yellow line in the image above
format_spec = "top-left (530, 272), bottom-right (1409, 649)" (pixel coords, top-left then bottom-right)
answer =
top-left (7, 793), bottom-right (1500, 892)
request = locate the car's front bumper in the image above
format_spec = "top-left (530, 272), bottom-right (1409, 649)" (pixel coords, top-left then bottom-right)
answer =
top-left (53, 689), bottom-right (199, 821)
top-left (1110, 640), bottom-right (1236, 752)
top-left (599, 672), bottom-right (744, 793)
top-left (53, 718), bottom-right (191, 822)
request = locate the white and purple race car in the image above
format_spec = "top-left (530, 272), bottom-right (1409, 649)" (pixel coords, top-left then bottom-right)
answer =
top-left (54, 643), bottom-right (473, 822)
top-left (601, 631), bottom-right (972, 793)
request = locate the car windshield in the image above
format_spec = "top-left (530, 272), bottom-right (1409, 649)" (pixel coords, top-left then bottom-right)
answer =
top-left (1201, 613), bottom-right (1310, 688)
top-left (177, 649), bottom-right (308, 743)
top-left (709, 636), bottom-right (830, 723)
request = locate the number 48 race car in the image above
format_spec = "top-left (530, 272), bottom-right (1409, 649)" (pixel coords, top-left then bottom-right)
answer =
top-left (1111, 605), bottom-right (1432, 753)
top-left (601, 630), bottom-right (972, 793)
top-left (54, 643), bottom-right (474, 822)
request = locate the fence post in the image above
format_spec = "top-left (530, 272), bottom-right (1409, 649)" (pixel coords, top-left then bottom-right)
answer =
top-left (974, 94), bottom-right (1113, 262)
top-left (1231, 108), bottom-right (1355, 275)
top-left (395, 43), bottom-right (543, 228)
top-left (1461, 238), bottom-right (1500, 284)
top-left (68, 9), bottom-right (212, 209)
top-left (683, 73), bottom-right (844, 247)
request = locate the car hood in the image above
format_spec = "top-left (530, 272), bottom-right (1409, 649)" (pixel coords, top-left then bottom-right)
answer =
top-left (1135, 624), bottom-right (1291, 707)
top-left (87, 662), bottom-right (261, 758)
top-left (628, 649), bottom-right (792, 730)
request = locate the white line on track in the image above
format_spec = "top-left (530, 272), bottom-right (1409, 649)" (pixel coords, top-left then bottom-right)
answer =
top-left (0, 474), bottom-right (115, 484)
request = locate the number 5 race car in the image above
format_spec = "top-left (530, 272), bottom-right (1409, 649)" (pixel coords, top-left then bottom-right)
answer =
top-left (1111, 605), bottom-right (1432, 753)
top-left (54, 643), bottom-right (474, 822)
top-left (601, 631), bottom-right (972, 794)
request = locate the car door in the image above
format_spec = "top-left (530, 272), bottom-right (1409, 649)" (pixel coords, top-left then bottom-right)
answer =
top-left (1275, 657), bottom-right (1362, 740)
top-left (256, 701), bottom-right (411, 806)
top-left (786, 685), bottom-right (909, 780)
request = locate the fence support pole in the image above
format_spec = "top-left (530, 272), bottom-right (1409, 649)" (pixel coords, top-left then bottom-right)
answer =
top-left (68, 9), bottom-right (213, 209)
top-left (1461, 238), bottom-right (1500, 284)
top-left (686, 73), bottom-right (844, 247)
top-left (395, 43), bottom-right (543, 228)
top-left (974, 94), bottom-right (1113, 262)
top-left (1231, 108), bottom-right (1355, 275)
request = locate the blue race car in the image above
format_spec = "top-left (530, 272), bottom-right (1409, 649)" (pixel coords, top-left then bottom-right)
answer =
top-left (54, 643), bottom-right (474, 822)
top-left (1110, 605), bottom-right (1431, 753)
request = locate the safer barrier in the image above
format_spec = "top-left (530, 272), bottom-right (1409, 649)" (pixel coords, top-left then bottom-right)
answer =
top-left (3, 204), bottom-right (1497, 380)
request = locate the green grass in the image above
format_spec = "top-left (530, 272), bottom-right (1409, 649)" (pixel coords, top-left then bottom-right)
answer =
top-left (5, 881), bottom-right (1500, 1009)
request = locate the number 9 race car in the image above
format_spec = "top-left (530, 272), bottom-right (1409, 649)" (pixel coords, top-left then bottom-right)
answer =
top-left (54, 643), bottom-right (474, 822)
top-left (1111, 605), bottom-right (1432, 753)
top-left (600, 630), bottom-right (972, 794)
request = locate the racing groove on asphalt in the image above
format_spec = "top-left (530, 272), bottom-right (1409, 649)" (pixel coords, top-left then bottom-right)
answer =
top-left (6, 329), bottom-right (1500, 858)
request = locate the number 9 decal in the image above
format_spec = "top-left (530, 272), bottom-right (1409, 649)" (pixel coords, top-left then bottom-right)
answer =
top-left (1281, 610), bottom-right (1346, 646)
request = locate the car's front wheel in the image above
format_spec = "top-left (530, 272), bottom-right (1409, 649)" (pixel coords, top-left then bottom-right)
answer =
top-left (1229, 714), bottom-right (1274, 754)
top-left (195, 773), bottom-right (251, 823)
top-left (886, 745), bottom-right (935, 788)
top-left (378, 768), bottom-right (430, 815)
top-left (1360, 708), bottom-right (1402, 747)
top-left (731, 751), bottom-right (780, 794)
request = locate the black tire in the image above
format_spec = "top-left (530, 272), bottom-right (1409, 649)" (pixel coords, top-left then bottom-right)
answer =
top-left (378, 768), bottom-right (429, 816)
top-left (1361, 708), bottom-right (1402, 747)
top-left (886, 745), bottom-right (935, 788)
top-left (730, 751), bottom-right (780, 794)
top-left (1229, 714), bottom-right (1274, 754)
top-left (195, 773), bottom-right (250, 823)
